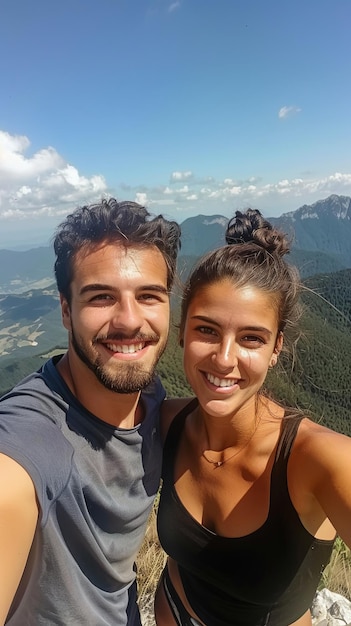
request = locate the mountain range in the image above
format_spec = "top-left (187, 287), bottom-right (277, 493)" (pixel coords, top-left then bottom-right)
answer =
top-left (0, 193), bottom-right (350, 368)
top-left (179, 194), bottom-right (351, 275)
top-left (1, 194), bottom-right (350, 296)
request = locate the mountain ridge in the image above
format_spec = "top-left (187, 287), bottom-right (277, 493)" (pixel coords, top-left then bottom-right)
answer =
top-left (1, 194), bottom-right (350, 293)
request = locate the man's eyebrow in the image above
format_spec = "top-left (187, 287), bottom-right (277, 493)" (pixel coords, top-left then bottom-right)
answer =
top-left (79, 283), bottom-right (169, 296)
top-left (79, 283), bottom-right (113, 296)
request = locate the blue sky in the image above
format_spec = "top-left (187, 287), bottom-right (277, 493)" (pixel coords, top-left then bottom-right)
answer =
top-left (1, 0), bottom-right (350, 248)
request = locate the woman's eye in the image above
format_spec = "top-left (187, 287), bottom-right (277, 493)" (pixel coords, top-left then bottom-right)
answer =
top-left (242, 335), bottom-right (265, 345)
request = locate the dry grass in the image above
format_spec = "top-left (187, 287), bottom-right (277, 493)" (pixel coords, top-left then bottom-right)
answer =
top-left (319, 536), bottom-right (351, 600)
top-left (136, 499), bottom-right (167, 608)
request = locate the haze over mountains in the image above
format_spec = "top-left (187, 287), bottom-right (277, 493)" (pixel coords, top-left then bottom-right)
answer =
top-left (0, 193), bottom-right (350, 386)
top-left (179, 194), bottom-right (351, 274)
top-left (1, 194), bottom-right (350, 297)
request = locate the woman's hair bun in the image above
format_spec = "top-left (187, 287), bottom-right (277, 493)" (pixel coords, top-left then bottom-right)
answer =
top-left (225, 208), bottom-right (290, 257)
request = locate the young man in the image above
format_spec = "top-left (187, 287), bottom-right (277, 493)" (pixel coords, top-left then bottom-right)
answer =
top-left (0, 199), bottom-right (181, 626)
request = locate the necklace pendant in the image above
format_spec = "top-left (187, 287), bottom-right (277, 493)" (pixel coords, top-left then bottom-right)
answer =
top-left (215, 461), bottom-right (223, 467)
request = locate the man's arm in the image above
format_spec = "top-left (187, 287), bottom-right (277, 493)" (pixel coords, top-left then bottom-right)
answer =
top-left (0, 453), bottom-right (38, 625)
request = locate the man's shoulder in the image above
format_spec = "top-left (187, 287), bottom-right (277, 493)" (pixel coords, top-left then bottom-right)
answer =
top-left (141, 375), bottom-right (167, 405)
top-left (0, 359), bottom-right (74, 516)
top-left (0, 357), bottom-right (70, 433)
top-left (1, 356), bottom-right (64, 402)
top-left (2, 367), bottom-right (47, 395)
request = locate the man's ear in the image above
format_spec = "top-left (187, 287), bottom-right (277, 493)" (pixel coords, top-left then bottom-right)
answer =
top-left (60, 294), bottom-right (72, 331)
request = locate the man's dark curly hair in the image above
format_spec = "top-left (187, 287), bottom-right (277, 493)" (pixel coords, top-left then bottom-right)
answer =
top-left (53, 198), bottom-right (181, 303)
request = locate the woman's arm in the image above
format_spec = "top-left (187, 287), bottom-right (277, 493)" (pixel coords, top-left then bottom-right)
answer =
top-left (294, 424), bottom-right (351, 547)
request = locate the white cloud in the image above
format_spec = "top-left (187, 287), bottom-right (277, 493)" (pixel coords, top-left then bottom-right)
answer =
top-left (168, 1), bottom-right (181, 12)
top-left (170, 170), bottom-right (193, 182)
top-left (1, 129), bottom-right (351, 239)
top-left (135, 192), bottom-right (148, 206)
top-left (134, 170), bottom-right (351, 219)
top-left (0, 130), bottom-right (107, 221)
top-left (0, 131), bottom-right (63, 183)
top-left (278, 105), bottom-right (301, 119)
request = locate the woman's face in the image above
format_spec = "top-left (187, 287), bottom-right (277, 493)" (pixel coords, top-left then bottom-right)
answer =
top-left (181, 279), bottom-right (282, 419)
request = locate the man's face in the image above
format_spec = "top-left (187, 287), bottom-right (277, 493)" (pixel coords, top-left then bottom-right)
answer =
top-left (60, 242), bottom-right (170, 393)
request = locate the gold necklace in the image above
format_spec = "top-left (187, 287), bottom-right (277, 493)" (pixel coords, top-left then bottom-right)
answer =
top-left (201, 420), bottom-right (260, 468)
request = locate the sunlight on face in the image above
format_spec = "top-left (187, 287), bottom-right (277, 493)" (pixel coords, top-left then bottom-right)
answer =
top-left (182, 280), bottom-right (281, 418)
top-left (61, 243), bottom-right (170, 393)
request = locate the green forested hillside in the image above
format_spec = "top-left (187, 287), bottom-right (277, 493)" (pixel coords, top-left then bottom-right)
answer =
top-left (0, 269), bottom-right (350, 437)
top-left (158, 268), bottom-right (351, 436)
top-left (0, 347), bottom-right (67, 396)
top-left (287, 269), bottom-right (351, 433)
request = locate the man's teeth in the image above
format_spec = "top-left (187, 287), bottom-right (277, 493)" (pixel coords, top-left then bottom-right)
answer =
top-left (206, 373), bottom-right (236, 387)
top-left (106, 342), bottom-right (145, 354)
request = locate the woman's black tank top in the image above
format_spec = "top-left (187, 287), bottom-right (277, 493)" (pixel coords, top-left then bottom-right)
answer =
top-left (157, 399), bottom-right (334, 626)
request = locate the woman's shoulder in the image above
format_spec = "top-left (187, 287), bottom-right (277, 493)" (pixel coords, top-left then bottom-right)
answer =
top-left (160, 397), bottom-right (195, 442)
top-left (291, 416), bottom-right (351, 478)
top-left (295, 417), bottom-right (351, 449)
top-left (290, 418), bottom-right (351, 545)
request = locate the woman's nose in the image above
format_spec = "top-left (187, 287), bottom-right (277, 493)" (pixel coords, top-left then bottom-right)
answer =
top-left (212, 338), bottom-right (238, 370)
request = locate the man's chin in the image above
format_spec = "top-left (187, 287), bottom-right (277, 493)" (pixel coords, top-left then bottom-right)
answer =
top-left (93, 363), bottom-right (156, 394)
top-left (70, 331), bottom-right (162, 393)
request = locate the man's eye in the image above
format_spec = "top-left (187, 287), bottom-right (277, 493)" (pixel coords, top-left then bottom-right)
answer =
top-left (139, 294), bottom-right (156, 300)
top-left (90, 294), bottom-right (113, 302)
top-left (139, 293), bottom-right (166, 302)
top-left (197, 326), bottom-right (216, 335)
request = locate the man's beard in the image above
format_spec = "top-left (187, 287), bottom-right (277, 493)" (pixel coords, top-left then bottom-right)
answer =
top-left (70, 326), bottom-right (166, 394)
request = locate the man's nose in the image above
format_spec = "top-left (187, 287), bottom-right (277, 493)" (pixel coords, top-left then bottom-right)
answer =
top-left (111, 297), bottom-right (143, 333)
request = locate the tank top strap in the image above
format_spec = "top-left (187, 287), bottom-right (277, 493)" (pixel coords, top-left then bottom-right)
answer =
top-left (270, 415), bottom-right (304, 511)
top-left (162, 398), bottom-right (198, 482)
top-left (275, 416), bottom-right (304, 463)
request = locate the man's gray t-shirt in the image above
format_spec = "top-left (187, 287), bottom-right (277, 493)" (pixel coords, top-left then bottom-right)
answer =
top-left (0, 356), bottom-right (165, 625)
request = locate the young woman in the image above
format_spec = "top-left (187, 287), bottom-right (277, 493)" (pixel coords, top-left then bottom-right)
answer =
top-left (154, 209), bottom-right (351, 626)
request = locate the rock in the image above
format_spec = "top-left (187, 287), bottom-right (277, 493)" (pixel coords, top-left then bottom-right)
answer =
top-left (312, 589), bottom-right (351, 625)
top-left (140, 587), bottom-right (351, 626)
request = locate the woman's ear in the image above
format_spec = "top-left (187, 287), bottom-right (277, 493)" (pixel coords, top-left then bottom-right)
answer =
top-left (275, 331), bottom-right (283, 355)
top-left (269, 332), bottom-right (283, 367)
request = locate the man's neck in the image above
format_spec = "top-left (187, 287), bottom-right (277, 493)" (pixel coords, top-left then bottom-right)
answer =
top-left (56, 352), bottom-right (144, 429)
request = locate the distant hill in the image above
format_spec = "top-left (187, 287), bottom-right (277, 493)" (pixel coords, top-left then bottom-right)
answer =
top-left (179, 194), bottom-right (351, 277)
top-left (0, 285), bottom-right (66, 361)
top-left (179, 214), bottom-right (228, 257)
top-left (0, 246), bottom-right (55, 293)
top-left (270, 194), bottom-right (351, 268)
top-left (0, 194), bottom-right (351, 292)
